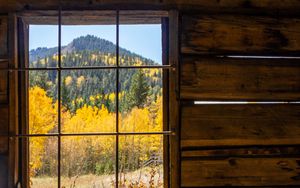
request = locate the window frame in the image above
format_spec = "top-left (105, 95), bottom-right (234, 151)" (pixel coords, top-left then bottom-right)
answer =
top-left (12, 9), bottom-right (179, 188)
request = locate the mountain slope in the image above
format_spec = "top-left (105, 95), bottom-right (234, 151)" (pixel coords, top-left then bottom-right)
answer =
top-left (30, 35), bottom-right (157, 65)
top-left (29, 35), bottom-right (162, 113)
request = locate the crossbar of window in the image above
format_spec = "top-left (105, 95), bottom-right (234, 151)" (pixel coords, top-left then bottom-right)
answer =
top-left (0, 131), bottom-right (173, 138)
top-left (0, 65), bottom-right (172, 71)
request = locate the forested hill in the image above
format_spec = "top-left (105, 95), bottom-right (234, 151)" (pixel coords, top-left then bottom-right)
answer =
top-left (29, 35), bottom-right (162, 113)
top-left (30, 35), bottom-right (156, 65)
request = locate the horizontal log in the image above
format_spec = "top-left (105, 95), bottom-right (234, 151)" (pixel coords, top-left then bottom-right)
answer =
top-left (21, 10), bottom-right (167, 25)
top-left (181, 15), bottom-right (300, 55)
top-left (0, 106), bottom-right (8, 154)
top-left (0, 17), bottom-right (7, 57)
top-left (182, 146), bottom-right (300, 159)
top-left (3, 0), bottom-right (300, 13)
top-left (181, 157), bottom-right (300, 187)
top-left (181, 104), bottom-right (300, 148)
top-left (181, 57), bottom-right (300, 100)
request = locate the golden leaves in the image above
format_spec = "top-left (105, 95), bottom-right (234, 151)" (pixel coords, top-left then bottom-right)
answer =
top-left (29, 87), bottom-right (163, 181)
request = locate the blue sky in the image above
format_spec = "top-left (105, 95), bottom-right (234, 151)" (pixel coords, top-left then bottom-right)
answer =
top-left (29, 24), bottom-right (162, 64)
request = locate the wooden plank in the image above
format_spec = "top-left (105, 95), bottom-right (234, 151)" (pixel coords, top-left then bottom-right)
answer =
top-left (181, 146), bottom-right (300, 158)
top-left (171, 0), bottom-right (300, 9)
top-left (8, 13), bottom-right (19, 188)
top-left (21, 10), bottom-right (167, 25)
top-left (181, 57), bottom-right (300, 100)
top-left (0, 16), bottom-right (7, 57)
top-left (162, 17), bottom-right (170, 188)
top-left (181, 15), bottom-right (300, 55)
top-left (181, 157), bottom-right (300, 187)
top-left (0, 18), bottom-right (9, 100)
top-left (168, 10), bottom-right (180, 188)
top-left (18, 17), bottom-right (30, 188)
top-left (3, 0), bottom-right (300, 13)
top-left (0, 61), bottom-right (8, 104)
top-left (0, 106), bottom-right (8, 154)
top-left (181, 104), bottom-right (300, 148)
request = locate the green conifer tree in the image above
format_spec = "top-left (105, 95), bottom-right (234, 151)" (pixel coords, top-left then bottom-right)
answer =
top-left (127, 70), bottom-right (149, 110)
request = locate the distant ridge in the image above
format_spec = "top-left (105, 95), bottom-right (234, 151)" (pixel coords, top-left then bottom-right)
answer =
top-left (29, 35), bottom-right (156, 64)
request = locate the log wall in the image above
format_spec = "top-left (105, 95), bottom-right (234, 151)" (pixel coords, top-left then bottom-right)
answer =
top-left (180, 9), bottom-right (300, 188)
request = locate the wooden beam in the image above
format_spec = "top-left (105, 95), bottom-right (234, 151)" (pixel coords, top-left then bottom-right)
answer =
top-left (181, 15), bottom-right (300, 56)
top-left (169, 10), bottom-right (180, 188)
top-left (20, 10), bottom-right (168, 25)
top-left (0, 16), bottom-right (7, 57)
top-left (181, 104), bottom-right (300, 148)
top-left (181, 146), bottom-right (300, 158)
top-left (8, 13), bottom-right (19, 188)
top-left (0, 105), bottom-right (8, 154)
top-left (2, 0), bottom-right (300, 14)
top-left (162, 17), bottom-right (170, 188)
top-left (181, 157), bottom-right (300, 187)
top-left (0, 61), bottom-right (8, 103)
top-left (181, 57), bottom-right (300, 101)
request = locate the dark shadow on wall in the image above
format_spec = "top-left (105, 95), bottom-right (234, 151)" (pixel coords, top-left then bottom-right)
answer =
top-left (0, 155), bottom-right (8, 187)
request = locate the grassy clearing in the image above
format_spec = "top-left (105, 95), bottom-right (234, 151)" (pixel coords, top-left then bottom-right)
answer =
top-left (31, 166), bottom-right (163, 188)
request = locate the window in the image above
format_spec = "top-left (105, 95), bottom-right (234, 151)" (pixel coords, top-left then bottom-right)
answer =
top-left (15, 10), bottom-right (175, 188)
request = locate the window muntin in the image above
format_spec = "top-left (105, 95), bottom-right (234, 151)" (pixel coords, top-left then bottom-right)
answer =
top-left (23, 10), bottom-right (171, 188)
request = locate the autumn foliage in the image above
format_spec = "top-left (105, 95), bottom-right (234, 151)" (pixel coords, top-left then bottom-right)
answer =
top-left (29, 35), bottom-right (164, 187)
top-left (29, 86), bottom-right (163, 187)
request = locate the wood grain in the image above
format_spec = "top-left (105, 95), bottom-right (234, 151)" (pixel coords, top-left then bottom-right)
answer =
top-left (169, 10), bottom-right (180, 188)
top-left (181, 57), bottom-right (300, 100)
top-left (0, 10), bottom-right (8, 100)
top-left (181, 104), bottom-right (300, 148)
top-left (21, 10), bottom-right (167, 25)
top-left (0, 16), bottom-right (7, 57)
top-left (8, 13), bottom-right (19, 188)
top-left (182, 146), bottom-right (300, 158)
top-left (181, 15), bottom-right (300, 55)
top-left (2, 0), bottom-right (300, 12)
top-left (0, 106), bottom-right (8, 154)
top-left (0, 61), bottom-right (8, 104)
top-left (181, 157), bottom-right (300, 187)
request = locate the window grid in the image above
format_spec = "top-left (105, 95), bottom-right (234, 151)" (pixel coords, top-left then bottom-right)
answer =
top-left (0, 9), bottom-right (172, 188)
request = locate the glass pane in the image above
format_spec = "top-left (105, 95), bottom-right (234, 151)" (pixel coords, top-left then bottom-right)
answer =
top-left (29, 70), bottom-right (58, 134)
top-left (119, 68), bottom-right (163, 132)
top-left (29, 24), bottom-right (58, 68)
top-left (61, 11), bottom-right (116, 67)
top-left (119, 135), bottom-right (164, 187)
top-left (119, 13), bottom-right (162, 66)
top-left (61, 69), bottom-right (116, 133)
top-left (61, 136), bottom-right (116, 187)
top-left (29, 137), bottom-right (58, 188)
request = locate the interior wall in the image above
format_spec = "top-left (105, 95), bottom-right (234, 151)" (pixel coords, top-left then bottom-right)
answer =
top-left (180, 12), bottom-right (300, 187)
top-left (0, 1), bottom-right (300, 188)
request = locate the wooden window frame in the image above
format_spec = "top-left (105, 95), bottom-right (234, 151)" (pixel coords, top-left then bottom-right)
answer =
top-left (6, 9), bottom-right (180, 188)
